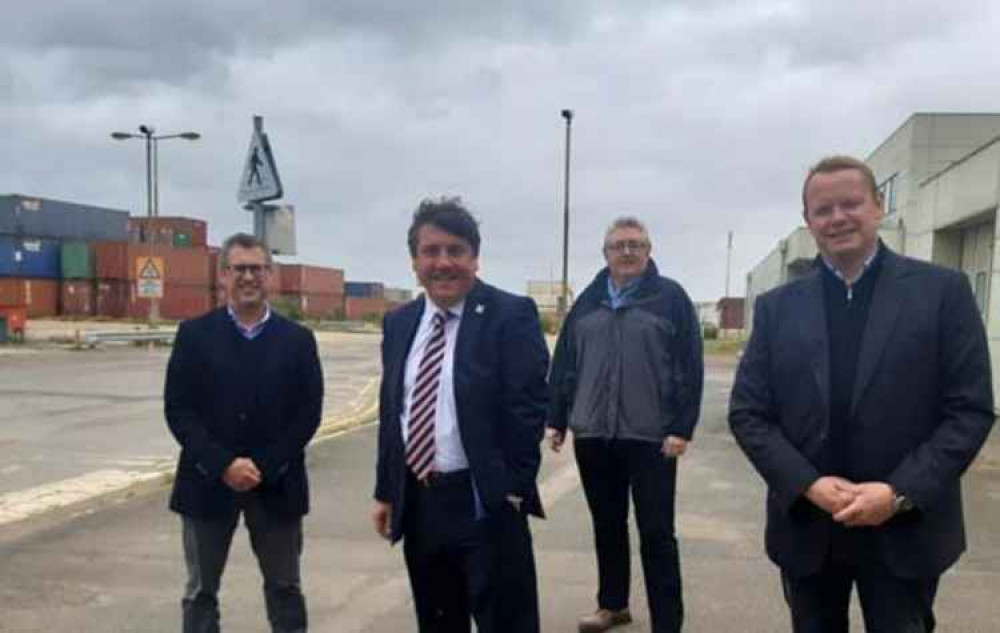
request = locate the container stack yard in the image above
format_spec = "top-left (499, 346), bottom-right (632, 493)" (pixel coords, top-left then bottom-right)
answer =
top-left (0, 192), bottom-right (406, 329)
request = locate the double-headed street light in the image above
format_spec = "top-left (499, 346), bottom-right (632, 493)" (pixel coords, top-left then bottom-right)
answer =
top-left (111, 125), bottom-right (200, 324)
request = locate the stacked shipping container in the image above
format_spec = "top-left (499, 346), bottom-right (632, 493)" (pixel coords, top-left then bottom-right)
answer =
top-left (276, 264), bottom-right (345, 319)
top-left (94, 242), bottom-right (212, 320)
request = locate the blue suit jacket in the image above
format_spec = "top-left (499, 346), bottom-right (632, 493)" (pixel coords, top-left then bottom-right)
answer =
top-left (730, 250), bottom-right (995, 578)
top-left (374, 280), bottom-right (550, 542)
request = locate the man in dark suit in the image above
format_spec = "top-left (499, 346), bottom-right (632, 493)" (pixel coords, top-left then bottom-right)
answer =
top-left (165, 232), bottom-right (324, 633)
top-left (372, 197), bottom-right (550, 632)
top-left (729, 155), bottom-right (995, 632)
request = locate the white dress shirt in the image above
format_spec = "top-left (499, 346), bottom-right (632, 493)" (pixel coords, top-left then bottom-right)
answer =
top-left (400, 298), bottom-right (470, 473)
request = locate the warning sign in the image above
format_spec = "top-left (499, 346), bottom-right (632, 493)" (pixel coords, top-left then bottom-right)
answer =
top-left (135, 256), bottom-right (164, 299)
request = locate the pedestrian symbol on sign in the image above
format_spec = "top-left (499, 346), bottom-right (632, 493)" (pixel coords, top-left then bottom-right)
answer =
top-left (139, 259), bottom-right (162, 280)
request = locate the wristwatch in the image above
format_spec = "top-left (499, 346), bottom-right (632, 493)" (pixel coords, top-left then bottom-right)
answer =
top-left (893, 490), bottom-right (915, 514)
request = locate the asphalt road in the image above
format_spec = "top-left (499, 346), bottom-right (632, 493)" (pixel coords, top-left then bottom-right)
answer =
top-left (1, 355), bottom-right (998, 631)
top-left (0, 332), bottom-right (380, 497)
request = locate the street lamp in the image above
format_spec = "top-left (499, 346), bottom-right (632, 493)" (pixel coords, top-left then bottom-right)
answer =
top-left (111, 125), bottom-right (200, 324)
top-left (558, 109), bottom-right (574, 321)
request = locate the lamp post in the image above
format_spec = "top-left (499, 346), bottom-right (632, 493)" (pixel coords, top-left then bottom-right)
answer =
top-left (111, 126), bottom-right (200, 325)
top-left (558, 109), bottom-right (574, 321)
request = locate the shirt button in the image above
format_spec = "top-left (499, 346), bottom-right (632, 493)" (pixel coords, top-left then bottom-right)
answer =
top-left (238, 413), bottom-right (247, 422)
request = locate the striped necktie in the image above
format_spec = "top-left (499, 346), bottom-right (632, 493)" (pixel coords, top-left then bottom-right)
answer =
top-left (406, 310), bottom-right (450, 480)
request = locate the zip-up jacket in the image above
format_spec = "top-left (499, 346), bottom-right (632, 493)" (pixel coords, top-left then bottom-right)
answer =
top-left (548, 259), bottom-right (704, 442)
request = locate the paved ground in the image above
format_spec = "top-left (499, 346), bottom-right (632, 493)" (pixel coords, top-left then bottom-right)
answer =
top-left (0, 331), bottom-right (380, 525)
top-left (1, 354), bottom-right (998, 631)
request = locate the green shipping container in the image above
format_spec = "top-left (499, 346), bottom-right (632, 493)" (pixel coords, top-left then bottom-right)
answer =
top-left (0, 316), bottom-right (7, 343)
top-left (173, 232), bottom-right (193, 248)
top-left (60, 241), bottom-right (94, 279)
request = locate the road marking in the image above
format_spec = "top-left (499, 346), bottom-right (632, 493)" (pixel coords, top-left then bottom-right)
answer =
top-left (0, 469), bottom-right (170, 526)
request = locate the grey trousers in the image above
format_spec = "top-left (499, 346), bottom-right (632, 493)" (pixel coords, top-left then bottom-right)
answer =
top-left (181, 493), bottom-right (306, 633)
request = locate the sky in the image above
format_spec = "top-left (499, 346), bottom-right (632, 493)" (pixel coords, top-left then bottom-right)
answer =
top-left (5, 0), bottom-right (1000, 301)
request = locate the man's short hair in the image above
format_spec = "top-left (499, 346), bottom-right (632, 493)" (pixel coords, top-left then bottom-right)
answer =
top-left (407, 197), bottom-right (481, 257)
top-left (220, 233), bottom-right (272, 269)
top-left (802, 155), bottom-right (882, 215)
top-left (603, 216), bottom-right (651, 247)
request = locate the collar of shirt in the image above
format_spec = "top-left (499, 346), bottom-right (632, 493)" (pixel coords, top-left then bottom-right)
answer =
top-left (422, 297), bottom-right (465, 324)
top-left (606, 275), bottom-right (641, 309)
top-left (227, 303), bottom-right (272, 340)
top-left (821, 241), bottom-right (880, 287)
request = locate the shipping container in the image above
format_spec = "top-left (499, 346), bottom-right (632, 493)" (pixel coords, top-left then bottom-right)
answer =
top-left (0, 278), bottom-right (59, 317)
top-left (60, 280), bottom-right (95, 317)
top-left (61, 241), bottom-right (94, 279)
top-left (0, 195), bottom-right (129, 241)
top-left (345, 281), bottom-right (385, 299)
top-left (95, 280), bottom-right (213, 321)
top-left (128, 216), bottom-right (207, 248)
top-left (95, 280), bottom-right (131, 319)
top-left (94, 242), bottom-right (211, 285)
top-left (345, 296), bottom-right (388, 321)
top-left (278, 264), bottom-right (345, 295)
top-left (0, 236), bottom-right (61, 278)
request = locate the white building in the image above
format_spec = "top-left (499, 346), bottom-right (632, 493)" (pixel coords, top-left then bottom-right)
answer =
top-left (746, 112), bottom-right (1000, 398)
top-left (526, 280), bottom-right (574, 315)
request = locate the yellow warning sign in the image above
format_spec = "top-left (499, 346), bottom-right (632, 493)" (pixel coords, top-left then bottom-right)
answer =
top-left (136, 256), bottom-right (164, 280)
top-left (135, 256), bottom-right (165, 299)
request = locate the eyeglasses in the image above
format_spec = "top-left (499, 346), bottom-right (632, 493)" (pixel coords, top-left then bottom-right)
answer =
top-left (226, 264), bottom-right (271, 276)
top-left (605, 240), bottom-right (649, 254)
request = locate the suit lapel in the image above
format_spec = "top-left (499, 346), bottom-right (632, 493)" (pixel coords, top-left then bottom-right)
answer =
top-left (850, 253), bottom-right (906, 416)
top-left (393, 297), bottom-right (425, 415)
top-left (454, 281), bottom-right (487, 428)
top-left (796, 272), bottom-right (831, 426)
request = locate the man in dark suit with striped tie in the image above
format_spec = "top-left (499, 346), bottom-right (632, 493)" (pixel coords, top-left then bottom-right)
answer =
top-left (372, 197), bottom-right (550, 632)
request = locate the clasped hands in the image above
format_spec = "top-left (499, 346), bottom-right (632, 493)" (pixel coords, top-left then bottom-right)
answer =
top-left (223, 457), bottom-right (262, 492)
top-left (805, 476), bottom-right (896, 527)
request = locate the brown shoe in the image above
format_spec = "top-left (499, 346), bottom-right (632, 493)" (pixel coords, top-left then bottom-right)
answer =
top-left (578, 608), bottom-right (633, 632)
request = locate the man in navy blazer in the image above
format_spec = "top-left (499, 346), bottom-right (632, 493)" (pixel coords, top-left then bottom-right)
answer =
top-left (372, 198), bottom-right (550, 632)
top-left (730, 156), bottom-right (995, 632)
top-left (165, 233), bottom-right (324, 633)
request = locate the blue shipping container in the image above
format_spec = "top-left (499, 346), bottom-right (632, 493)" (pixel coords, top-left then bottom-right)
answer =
top-left (0, 235), bottom-right (61, 278)
top-left (0, 194), bottom-right (129, 242)
top-left (345, 281), bottom-right (385, 298)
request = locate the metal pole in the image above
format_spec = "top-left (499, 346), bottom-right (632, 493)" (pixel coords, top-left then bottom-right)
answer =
top-left (725, 230), bottom-right (733, 298)
top-left (142, 127), bottom-right (159, 325)
top-left (559, 109), bottom-right (574, 320)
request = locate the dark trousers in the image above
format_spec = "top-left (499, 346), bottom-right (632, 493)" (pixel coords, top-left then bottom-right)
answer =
top-left (402, 471), bottom-right (540, 633)
top-left (781, 541), bottom-right (939, 633)
top-left (181, 492), bottom-right (306, 633)
top-left (575, 438), bottom-right (683, 633)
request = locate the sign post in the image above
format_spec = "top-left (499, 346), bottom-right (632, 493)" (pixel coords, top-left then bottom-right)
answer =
top-left (237, 116), bottom-right (295, 254)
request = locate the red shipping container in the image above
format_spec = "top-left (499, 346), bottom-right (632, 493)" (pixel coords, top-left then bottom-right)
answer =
top-left (0, 278), bottom-right (27, 306)
top-left (25, 279), bottom-right (58, 317)
top-left (278, 264), bottom-right (344, 295)
top-left (345, 296), bottom-right (388, 321)
top-left (95, 280), bottom-right (131, 318)
top-left (124, 283), bottom-right (213, 321)
top-left (276, 292), bottom-right (343, 319)
top-left (60, 280), bottom-right (95, 317)
top-left (94, 242), bottom-right (211, 285)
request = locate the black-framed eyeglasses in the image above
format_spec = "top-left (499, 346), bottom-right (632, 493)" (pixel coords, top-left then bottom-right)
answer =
top-left (226, 264), bottom-right (271, 276)
top-left (605, 240), bottom-right (649, 254)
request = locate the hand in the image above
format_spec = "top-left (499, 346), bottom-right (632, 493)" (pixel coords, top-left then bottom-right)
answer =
top-left (833, 482), bottom-right (896, 527)
top-left (548, 429), bottom-right (566, 453)
top-left (804, 476), bottom-right (858, 514)
top-left (222, 458), bottom-right (261, 492)
top-left (661, 435), bottom-right (688, 458)
top-left (372, 501), bottom-right (392, 540)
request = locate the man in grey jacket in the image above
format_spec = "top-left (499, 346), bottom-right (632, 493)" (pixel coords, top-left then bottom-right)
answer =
top-left (549, 216), bottom-right (704, 633)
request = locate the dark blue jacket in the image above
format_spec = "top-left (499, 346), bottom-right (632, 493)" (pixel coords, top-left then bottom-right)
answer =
top-left (374, 280), bottom-right (550, 542)
top-left (165, 308), bottom-right (324, 518)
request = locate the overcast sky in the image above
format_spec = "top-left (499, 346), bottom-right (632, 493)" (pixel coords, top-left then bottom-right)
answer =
top-left (5, 0), bottom-right (1000, 300)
